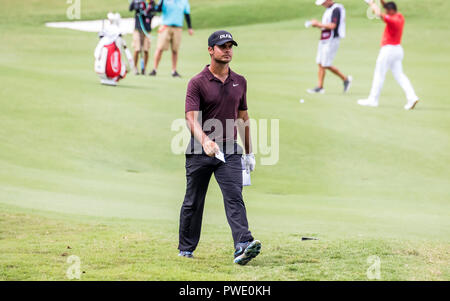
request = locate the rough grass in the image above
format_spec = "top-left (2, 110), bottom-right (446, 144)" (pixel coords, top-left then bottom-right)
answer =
top-left (1, 207), bottom-right (448, 281)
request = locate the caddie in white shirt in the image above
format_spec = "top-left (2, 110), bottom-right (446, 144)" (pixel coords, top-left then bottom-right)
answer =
top-left (307, 0), bottom-right (352, 94)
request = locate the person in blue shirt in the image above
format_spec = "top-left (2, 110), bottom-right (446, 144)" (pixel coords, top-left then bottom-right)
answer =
top-left (149, 0), bottom-right (193, 77)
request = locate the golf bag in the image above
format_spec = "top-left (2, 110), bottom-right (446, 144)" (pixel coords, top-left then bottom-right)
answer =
top-left (94, 39), bottom-right (127, 85)
top-left (94, 13), bottom-right (134, 86)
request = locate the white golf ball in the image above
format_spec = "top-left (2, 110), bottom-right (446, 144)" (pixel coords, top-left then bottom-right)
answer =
top-left (299, 99), bottom-right (305, 103)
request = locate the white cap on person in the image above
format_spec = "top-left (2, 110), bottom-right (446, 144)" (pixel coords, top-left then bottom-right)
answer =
top-left (315, 0), bottom-right (327, 5)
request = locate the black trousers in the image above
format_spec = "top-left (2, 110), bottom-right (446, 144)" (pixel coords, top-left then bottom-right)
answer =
top-left (178, 153), bottom-right (254, 252)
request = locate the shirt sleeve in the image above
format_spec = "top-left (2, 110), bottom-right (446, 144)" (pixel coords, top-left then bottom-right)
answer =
top-left (238, 79), bottom-right (248, 111)
top-left (184, 0), bottom-right (191, 14)
top-left (184, 13), bottom-right (192, 28)
top-left (151, 0), bottom-right (162, 12)
top-left (331, 7), bottom-right (340, 25)
top-left (383, 14), bottom-right (399, 25)
top-left (185, 78), bottom-right (201, 112)
top-left (155, 0), bottom-right (163, 13)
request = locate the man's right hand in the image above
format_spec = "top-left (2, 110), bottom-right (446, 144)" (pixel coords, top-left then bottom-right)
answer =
top-left (203, 140), bottom-right (219, 157)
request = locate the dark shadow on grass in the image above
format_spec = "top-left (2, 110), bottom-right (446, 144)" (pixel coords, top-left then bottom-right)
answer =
top-left (88, 81), bottom-right (148, 90)
top-left (412, 106), bottom-right (450, 111)
top-left (114, 84), bottom-right (148, 90)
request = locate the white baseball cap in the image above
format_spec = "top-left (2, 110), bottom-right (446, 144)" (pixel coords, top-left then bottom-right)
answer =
top-left (315, 0), bottom-right (327, 5)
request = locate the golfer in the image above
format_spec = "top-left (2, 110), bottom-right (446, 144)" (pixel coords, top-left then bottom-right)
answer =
top-left (149, 0), bottom-right (193, 77)
top-left (358, 0), bottom-right (419, 110)
top-left (307, 0), bottom-right (352, 94)
top-left (129, 0), bottom-right (153, 75)
top-left (178, 30), bottom-right (261, 265)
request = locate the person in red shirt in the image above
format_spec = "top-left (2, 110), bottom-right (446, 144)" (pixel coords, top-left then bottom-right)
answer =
top-left (381, 7), bottom-right (404, 46)
top-left (358, 0), bottom-right (419, 110)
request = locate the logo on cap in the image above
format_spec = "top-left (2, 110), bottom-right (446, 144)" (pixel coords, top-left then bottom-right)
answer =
top-left (219, 34), bottom-right (232, 40)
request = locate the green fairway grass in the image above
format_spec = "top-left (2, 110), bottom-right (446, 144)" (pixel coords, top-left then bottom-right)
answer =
top-left (0, 0), bottom-right (449, 280)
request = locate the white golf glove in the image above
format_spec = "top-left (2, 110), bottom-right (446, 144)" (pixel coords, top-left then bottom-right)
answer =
top-left (364, 0), bottom-right (373, 4)
top-left (243, 153), bottom-right (256, 173)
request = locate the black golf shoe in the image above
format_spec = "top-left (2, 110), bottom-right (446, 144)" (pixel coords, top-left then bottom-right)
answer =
top-left (233, 240), bottom-right (261, 265)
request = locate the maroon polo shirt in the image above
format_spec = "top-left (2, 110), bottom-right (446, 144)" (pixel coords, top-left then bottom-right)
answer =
top-left (185, 65), bottom-right (248, 142)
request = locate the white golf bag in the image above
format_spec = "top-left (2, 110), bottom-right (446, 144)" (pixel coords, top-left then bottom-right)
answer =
top-left (94, 13), bottom-right (135, 86)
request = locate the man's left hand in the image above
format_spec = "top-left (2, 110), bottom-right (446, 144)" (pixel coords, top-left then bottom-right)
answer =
top-left (188, 28), bottom-right (194, 36)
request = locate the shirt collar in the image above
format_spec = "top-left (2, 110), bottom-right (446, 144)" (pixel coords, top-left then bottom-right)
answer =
top-left (203, 65), bottom-right (235, 82)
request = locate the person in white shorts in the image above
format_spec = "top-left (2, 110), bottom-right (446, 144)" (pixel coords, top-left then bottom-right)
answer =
top-left (307, 0), bottom-right (352, 94)
top-left (358, 0), bottom-right (419, 110)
